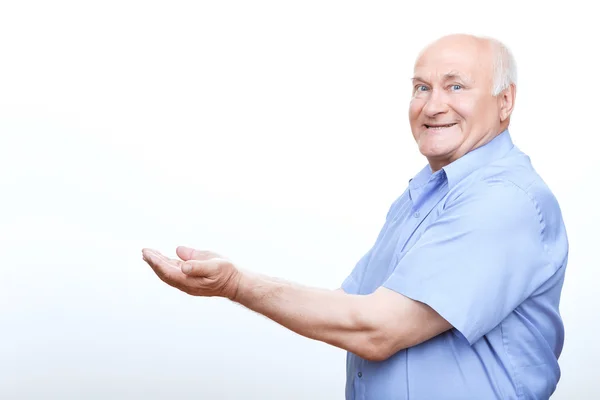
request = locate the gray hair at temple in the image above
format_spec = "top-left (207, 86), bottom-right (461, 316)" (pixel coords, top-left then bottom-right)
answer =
top-left (486, 36), bottom-right (518, 96)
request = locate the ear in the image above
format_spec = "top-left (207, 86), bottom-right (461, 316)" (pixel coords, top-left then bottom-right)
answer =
top-left (498, 84), bottom-right (516, 122)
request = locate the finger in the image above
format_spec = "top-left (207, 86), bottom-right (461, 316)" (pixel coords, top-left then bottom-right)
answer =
top-left (142, 248), bottom-right (187, 284)
top-left (144, 249), bottom-right (185, 270)
top-left (181, 258), bottom-right (225, 277)
top-left (142, 248), bottom-right (171, 264)
top-left (176, 246), bottom-right (218, 262)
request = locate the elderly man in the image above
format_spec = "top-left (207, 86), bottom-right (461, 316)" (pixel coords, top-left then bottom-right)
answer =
top-left (142, 34), bottom-right (568, 399)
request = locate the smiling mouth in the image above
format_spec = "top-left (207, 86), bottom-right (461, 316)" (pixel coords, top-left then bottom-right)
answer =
top-left (424, 123), bottom-right (457, 129)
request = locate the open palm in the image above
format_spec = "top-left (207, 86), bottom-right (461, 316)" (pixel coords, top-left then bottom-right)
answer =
top-left (142, 246), bottom-right (241, 299)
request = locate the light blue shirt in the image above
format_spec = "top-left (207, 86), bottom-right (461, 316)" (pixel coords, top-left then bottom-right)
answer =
top-left (341, 130), bottom-right (568, 400)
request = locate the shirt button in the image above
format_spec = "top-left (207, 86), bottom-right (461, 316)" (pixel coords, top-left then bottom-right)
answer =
top-left (414, 211), bottom-right (420, 218)
top-left (357, 372), bottom-right (363, 378)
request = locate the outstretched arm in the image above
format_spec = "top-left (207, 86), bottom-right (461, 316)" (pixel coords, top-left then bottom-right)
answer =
top-left (142, 246), bottom-right (451, 362)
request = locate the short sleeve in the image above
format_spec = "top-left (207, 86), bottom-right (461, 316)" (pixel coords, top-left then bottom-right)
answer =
top-left (382, 181), bottom-right (559, 345)
top-left (341, 249), bottom-right (372, 294)
top-left (341, 194), bottom-right (405, 294)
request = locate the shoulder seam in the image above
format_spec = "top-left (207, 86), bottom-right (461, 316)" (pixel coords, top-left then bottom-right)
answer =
top-left (481, 177), bottom-right (558, 273)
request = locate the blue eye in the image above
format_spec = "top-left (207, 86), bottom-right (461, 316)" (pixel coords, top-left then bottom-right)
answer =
top-left (450, 84), bottom-right (462, 91)
top-left (416, 85), bottom-right (429, 92)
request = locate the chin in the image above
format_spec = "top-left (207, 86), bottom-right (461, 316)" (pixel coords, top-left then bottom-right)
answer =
top-left (421, 143), bottom-right (464, 169)
top-left (417, 133), bottom-right (462, 159)
top-left (418, 140), bottom-right (457, 159)
top-left (421, 151), bottom-right (452, 164)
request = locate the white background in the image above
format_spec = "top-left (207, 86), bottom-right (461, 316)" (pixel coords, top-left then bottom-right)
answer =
top-left (1, 1), bottom-right (597, 399)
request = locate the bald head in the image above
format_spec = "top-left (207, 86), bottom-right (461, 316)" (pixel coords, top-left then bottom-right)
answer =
top-left (416, 34), bottom-right (517, 96)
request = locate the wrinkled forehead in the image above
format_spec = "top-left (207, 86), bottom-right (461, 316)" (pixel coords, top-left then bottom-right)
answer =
top-left (413, 41), bottom-right (493, 85)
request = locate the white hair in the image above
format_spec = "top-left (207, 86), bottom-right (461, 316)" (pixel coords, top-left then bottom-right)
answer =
top-left (486, 37), bottom-right (518, 96)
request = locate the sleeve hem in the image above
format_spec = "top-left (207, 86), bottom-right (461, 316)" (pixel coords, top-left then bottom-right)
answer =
top-left (382, 274), bottom-right (482, 345)
top-left (341, 275), bottom-right (359, 294)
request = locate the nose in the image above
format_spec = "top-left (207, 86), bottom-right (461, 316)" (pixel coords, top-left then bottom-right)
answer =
top-left (422, 90), bottom-right (449, 117)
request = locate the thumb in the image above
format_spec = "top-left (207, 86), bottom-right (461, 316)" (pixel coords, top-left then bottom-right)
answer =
top-left (181, 259), bottom-right (222, 277)
top-left (176, 246), bottom-right (220, 262)
top-left (176, 246), bottom-right (196, 262)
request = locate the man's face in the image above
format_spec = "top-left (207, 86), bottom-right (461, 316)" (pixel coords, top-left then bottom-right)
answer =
top-left (408, 36), bottom-right (504, 171)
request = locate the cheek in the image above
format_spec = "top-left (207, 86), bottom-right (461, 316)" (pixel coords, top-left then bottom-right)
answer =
top-left (451, 95), bottom-right (494, 127)
top-left (449, 98), bottom-right (475, 121)
top-left (408, 100), bottom-right (423, 122)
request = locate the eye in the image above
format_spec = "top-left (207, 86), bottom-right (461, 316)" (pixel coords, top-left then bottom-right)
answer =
top-left (450, 84), bottom-right (463, 91)
top-left (415, 85), bottom-right (429, 92)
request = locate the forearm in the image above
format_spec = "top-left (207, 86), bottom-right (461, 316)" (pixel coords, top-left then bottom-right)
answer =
top-left (231, 270), bottom-right (380, 359)
top-left (143, 246), bottom-right (449, 360)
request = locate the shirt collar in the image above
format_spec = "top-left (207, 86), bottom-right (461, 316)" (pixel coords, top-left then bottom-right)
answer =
top-left (408, 129), bottom-right (514, 200)
top-left (408, 163), bottom-right (446, 205)
top-left (442, 129), bottom-right (514, 189)
top-left (408, 164), bottom-right (435, 190)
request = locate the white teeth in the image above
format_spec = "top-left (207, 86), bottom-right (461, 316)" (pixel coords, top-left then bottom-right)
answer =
top-left (427, 124), bottom-right (455, 129)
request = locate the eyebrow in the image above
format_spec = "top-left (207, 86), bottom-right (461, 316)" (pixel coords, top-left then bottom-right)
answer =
top-left (443, 71), bottom-right (470, 82)
top-left (411, 71), bottom-right (471, 84)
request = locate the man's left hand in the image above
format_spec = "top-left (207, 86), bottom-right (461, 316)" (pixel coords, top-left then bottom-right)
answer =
top-left (142, 246), bottom-right (241, 299)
